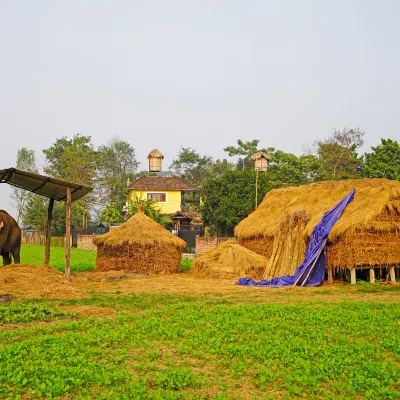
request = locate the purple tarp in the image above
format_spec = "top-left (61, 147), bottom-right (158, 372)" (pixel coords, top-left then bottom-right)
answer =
top-left (236, 189), bottom-right (355, 288)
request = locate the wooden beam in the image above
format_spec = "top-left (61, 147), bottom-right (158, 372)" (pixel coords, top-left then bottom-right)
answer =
top-left (65, 187), bottom-right (71, 280)
top-left (44, 198), bottom-right (54, 265)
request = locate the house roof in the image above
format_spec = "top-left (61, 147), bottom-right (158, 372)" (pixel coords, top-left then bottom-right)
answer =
top-left (128, 176), bottom-right (196, 191)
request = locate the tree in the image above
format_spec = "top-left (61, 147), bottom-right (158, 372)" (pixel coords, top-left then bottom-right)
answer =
top-left (96, 138), bottom-right (140, 210)
top-left (315, 128), bottom-right (365, 180)
top-left (266, 148), bottom-right (321, 185)
top-left (99, 205), bottom-right (123, 226)
top-left (224, 139), bottom-right (266, 170)
top-left (170, 147), bottom-right (214, 185)
top-left (201, 170), bottom-right (278, 236)
top-left (362, 138), bottom-right (400, 180)
top-left (10, 148), bottom-right (37, 223)
top-left (43, 134), bottom-right (98, 229)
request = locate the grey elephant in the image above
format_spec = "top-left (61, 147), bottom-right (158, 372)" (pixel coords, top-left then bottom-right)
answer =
top-left (0, 210), bottom-right (21, 266)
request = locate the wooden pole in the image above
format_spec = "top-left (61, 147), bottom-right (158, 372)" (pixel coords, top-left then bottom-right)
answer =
top-left (44, 198), bottom-right (54, 266)
top-left (255, 168), bottom-right (259, 209)
top-left (65, 187), bottom-right (71, 280)
top-left (327, 267), bottom-right (333, 284)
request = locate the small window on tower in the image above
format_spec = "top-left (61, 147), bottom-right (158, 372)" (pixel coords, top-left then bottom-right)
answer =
top-left (147, 193), bottom-right (167, 202)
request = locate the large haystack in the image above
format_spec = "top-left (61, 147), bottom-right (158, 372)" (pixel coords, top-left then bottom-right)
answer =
top-left (93, 209), bottom-right (186, 274)
top-left (192, 240), bottom-right (268, 279)
top-left (235, 179), bottom-right (400, 278)
top-left (0, 264), bottom-right (86, 299)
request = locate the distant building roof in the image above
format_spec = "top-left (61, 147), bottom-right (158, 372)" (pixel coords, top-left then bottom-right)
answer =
top-left (147, 149), bottom-right (164, 159)
top-left (155, 171), bottom-right (175, 177)
top-left (128, 176), bottom-right (196, 191)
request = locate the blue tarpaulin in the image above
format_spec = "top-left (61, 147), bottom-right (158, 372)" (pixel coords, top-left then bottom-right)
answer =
top-left (236, 189), bottom-right (355, 288)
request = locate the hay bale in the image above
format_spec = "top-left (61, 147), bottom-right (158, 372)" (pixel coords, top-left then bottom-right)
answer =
top-left (0, 264), bottom-right (86, 299)
top-left (93, 208), bottom-right (186, 274)
top-left (235, 179), bottom-right (400, 277)
top-left (192, 240), bottom-right (268, 279)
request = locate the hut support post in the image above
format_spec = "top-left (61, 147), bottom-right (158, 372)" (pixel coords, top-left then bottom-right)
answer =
top-left (369, 269), bottom-right (375, 284)
top-left (65, 187), bottom-right (71, 280)
top-left (350, 268), bottom-right (356, 285)
top-left (327, 267), bottom-right (333, 284)
top-left (44, 197), bottom-right (54, 266)
top-left (389, 267), bottom-right (396, 283)
top-left (255, 168), bottom-right (259, 209)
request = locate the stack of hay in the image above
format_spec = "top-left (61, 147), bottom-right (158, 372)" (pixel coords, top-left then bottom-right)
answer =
top-left (235, 179), bottom-right (400, 279)
top-left (0, 264), bottom-right (86, 299)
top-left (93, 207), bottom-right (187, 274)
top-left (192, 240), bottom-right (268, 279)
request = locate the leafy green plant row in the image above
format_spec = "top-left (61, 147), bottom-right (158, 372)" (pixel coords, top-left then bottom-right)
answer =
top-left (0, 300), bottom-right (399, 399)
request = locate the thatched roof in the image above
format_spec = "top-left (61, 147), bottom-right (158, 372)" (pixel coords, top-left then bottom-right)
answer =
top-left (93, 210), bottom-right (186, 248)
top-left (235, 179), bottom-right (400, 244)
top-left (192, 240), bottom-right (268, 279)
top-left (147, 149), bottom-right (164, 159)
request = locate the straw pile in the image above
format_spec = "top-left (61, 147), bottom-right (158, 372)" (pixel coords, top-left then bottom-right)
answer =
top-left (192, 240), bottom-right (268, 279)
top-left (0, 264), bottom-right (86, 299)
top-left (235, 179), bottom-right (400, 278)
top-left (93, 208), bottom-right (186, 274)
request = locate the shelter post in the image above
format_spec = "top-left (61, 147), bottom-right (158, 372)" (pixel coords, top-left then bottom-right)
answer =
top-left (255, 168), bottom-right (259, 209)
top-left (369, 269), bottom-right (375, 284)
top-left (44, 198), bottom-right (55, 265)
top-left (65, 187), bottom-right (71, 279)
top-left (327, 267), bottom-right (333, 284)
top-left (350, 268), bottom-right (356, 284)
top-left (389, 267), bottom-right (396, 282)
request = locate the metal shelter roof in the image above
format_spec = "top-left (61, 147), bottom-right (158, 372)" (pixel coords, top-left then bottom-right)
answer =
top-left (0, 168), bottom-right (92, 202)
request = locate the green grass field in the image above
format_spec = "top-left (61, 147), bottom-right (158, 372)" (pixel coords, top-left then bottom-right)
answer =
top-left (0, 294), bottom-right (399, 399)
top-left (1, 246), bottom-right (399, 399)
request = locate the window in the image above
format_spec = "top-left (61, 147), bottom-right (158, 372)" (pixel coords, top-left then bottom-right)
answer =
top-left (147, 193), bottom-right (167, 202)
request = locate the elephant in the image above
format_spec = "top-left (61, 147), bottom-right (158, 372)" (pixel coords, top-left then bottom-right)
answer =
top-left (0, 210), bottom-right (21, 266)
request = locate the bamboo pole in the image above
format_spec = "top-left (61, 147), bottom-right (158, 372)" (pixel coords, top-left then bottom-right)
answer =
top-left (44, 198), bottom-right (54, 266)
top-left (255, 168), bottom-right (259, 209)
top-left (65, 187), bottom-right (71, 280)
top-left (293, 239), bottom-right (327, 287)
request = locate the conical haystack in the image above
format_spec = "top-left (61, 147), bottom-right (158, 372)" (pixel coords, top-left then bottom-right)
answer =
top-left (93, 209), bottom-right (186, 274)
top-left (192, 240), bottom-right (268, 279)
top-left (235, 179), bottom-right (400, 278)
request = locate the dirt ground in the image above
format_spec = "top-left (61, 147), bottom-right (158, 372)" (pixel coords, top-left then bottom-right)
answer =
top-left (72, 271), bottom-right (400, 304)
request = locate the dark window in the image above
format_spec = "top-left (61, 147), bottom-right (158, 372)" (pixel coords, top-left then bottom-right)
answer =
top-left (147, 193), bottom-right (167, 202)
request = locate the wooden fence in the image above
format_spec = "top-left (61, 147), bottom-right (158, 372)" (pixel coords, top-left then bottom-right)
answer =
top-left (21, 236), bottom-right (66, 247)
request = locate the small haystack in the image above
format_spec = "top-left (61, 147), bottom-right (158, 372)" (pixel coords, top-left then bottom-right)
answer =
top-left (93, 208), bottom-right (186, 274)
top-left (0, 264), bottom-right (86, 299)
top-left (192, 240), bottom-right (268, 279)
top-left (235, 179), bottom-right (400, 278)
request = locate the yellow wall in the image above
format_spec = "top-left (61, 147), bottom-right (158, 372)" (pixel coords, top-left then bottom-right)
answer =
top-left (129, 190), bottom-right (182, 214)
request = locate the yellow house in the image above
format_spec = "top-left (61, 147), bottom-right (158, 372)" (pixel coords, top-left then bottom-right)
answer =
top-left (128, 176), bottom-right (197, 214)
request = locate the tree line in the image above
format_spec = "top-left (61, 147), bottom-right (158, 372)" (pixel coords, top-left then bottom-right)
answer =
top-left (11, 129), bottom-right (400, 236)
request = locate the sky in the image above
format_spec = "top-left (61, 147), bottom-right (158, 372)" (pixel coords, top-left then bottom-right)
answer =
top-left (1, 0), bottom-right (399, 216)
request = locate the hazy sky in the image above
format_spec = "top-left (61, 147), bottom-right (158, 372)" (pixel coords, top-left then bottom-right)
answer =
top-left (1, 0), bottom-right (399, 215)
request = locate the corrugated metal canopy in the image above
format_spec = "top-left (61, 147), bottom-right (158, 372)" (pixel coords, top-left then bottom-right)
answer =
top-left (0, 168), bottom-right (92, 202)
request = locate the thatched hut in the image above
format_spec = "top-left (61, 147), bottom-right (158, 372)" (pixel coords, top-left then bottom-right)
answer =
top-left (192, 240), bottom-right (268, 279)
top-left (235, 179), bottom-right (400, 279)
top-left (93, 208), bottom-right (186, 274)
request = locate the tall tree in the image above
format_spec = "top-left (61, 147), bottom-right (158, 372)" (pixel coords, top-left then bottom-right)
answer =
top-left (43, 134), bottom-right (98, 229)
top-left (170, 147), bottom-right (214, 185)
top-left (315, 128), bottom-right (365, 180)
top-left (96, 138), bottom-right (140, 210)
top-left (224, 139), bottom-right (264, 170)
top-left (10, 148), bottom-right (37, 223)
top-left (362, 138), bottom-right (400, 180)
top-left (201, 170), bottom-right (277, 236)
